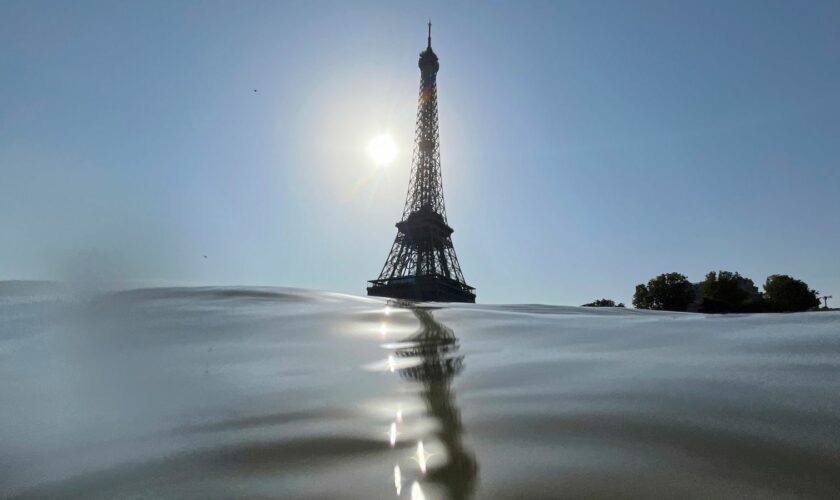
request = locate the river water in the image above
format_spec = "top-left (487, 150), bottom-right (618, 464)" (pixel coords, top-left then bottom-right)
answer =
top-left (2, 283), bottom-right (840, 498)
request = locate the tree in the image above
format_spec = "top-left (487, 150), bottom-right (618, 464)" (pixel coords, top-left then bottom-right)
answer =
top-left (763, 275), bottom-right (819, 312)
top-left (740, 294), bottom-right (771, 313)
top-left (699, 270), bottom-right (759, 313)
top-left (633, 272), bottom-right (695, 311)
top-left (583, 299), bottom-right (625, 308)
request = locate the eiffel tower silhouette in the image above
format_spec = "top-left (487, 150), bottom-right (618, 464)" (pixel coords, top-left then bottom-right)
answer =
top-left (367, 23), bottom-right (475, 303)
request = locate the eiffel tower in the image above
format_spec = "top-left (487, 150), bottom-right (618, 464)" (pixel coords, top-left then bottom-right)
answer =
top-left (367, 23), bottom-right (476, 303)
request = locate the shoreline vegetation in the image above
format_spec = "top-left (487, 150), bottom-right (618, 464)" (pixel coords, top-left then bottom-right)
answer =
top-left (628, 271), bottom-right (825, 314)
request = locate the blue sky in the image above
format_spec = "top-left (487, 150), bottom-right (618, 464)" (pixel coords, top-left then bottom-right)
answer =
top-left (1, 0), bottom-right (838, 305)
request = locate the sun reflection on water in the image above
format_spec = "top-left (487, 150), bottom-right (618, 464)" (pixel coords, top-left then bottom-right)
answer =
top-left (415, 440), bottom-right (428, 474)
top-left (389, 422), bottom-right (398, 447)
top-left (411, 481), bottom-right (425, 500)
top-left (374, 304), bottom-right (478, 498)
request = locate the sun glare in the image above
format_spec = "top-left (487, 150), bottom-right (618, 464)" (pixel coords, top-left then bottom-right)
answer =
top-left (368, 134), bottom-right (397, 166)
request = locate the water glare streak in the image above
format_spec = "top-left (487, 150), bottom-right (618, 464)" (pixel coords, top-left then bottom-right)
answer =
top-left (411, 481), bottom-right (425, 500)
top-left (416, 440), bottom-right (427, 473)
top-left (389, 422), bottom-right (398, 447)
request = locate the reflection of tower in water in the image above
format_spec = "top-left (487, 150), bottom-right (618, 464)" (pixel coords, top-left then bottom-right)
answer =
top-left (394, 306), bottom-right (478, 499)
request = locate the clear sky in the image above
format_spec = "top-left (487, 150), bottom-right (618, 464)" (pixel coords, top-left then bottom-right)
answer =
top-left (2, 0), bottom-right (838, 305)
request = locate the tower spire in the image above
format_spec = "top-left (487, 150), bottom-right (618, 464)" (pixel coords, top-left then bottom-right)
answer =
top-left (427, 20), bottom-right (432, 49)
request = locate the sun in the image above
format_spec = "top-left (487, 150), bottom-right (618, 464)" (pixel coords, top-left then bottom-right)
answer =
top-left (368, 134), bottom-right (397, 166)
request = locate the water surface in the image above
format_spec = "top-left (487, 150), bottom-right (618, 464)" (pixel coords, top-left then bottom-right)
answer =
top-left (2, 283), bottom-right (840, 498)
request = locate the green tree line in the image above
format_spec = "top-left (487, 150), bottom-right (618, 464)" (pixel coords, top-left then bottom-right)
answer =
top-left (632, 272), bottom-right (820, 313)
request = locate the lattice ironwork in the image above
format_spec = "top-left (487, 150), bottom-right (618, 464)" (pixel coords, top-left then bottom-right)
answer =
top-left (367, 24), bottom-right (475, 303)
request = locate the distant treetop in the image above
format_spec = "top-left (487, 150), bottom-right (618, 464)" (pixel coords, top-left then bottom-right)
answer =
top-left (698, 270), bottom-right (760, 313)
top-left (763, 274), bottom-right (819, 312)
top-left (582, 298), bottom-right (625, 308)
top-left (633, 272), bottom-right (695, 311)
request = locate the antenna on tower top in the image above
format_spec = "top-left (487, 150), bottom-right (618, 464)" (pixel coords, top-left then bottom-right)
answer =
top-left (427, 19), bottom-right (432, 48)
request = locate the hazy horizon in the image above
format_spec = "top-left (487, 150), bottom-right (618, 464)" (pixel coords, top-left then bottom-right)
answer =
top-left (2, 0), bottom-right (838, 305)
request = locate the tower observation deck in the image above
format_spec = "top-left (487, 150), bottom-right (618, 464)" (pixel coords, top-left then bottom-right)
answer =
top-left (367, 23), bottom-right (476, 303)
